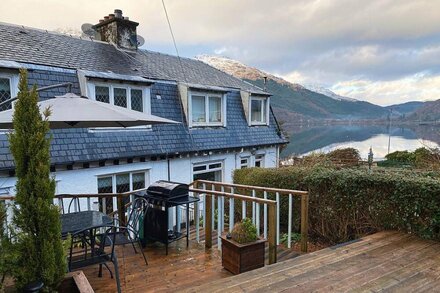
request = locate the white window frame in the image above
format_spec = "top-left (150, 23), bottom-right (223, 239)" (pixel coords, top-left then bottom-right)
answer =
top-left (239, 157), bottom-right (250, 169)
top-left (249, 96), bottom-right (270, 126)
top-left (97, 170), bottom-right (150, 212)
top-left (192, 161), bottom-right (224, 181)
top-left (0, 72), bottom-right (19, 109)
top-left (254, 154), bottom-right (265, 168)
top-left (87, 81), bottom-right (151, 114)
top-left (188, 91), bottom-right (227, 127)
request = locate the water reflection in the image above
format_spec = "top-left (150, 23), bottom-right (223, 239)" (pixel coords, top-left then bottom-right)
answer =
top-left (282, 124), bottom-right (440, 159)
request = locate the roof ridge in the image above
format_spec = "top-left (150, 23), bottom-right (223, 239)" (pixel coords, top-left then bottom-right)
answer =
top-left (0, 21), bottom-right (111, 46)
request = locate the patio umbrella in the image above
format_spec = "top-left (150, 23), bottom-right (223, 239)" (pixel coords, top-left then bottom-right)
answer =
top-left (0, 93), bottom-right (180, 129)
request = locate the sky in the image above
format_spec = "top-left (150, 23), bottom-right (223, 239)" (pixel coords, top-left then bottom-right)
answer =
top-left (1, 0), bottom-right (440, 106)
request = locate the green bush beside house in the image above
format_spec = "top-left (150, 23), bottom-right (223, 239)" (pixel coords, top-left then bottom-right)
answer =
top-left (234, 166), bottom-right (440, 245)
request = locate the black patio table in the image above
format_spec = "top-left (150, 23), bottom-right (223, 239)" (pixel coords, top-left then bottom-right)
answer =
top-left (60, 210), bottom-right (113, 237)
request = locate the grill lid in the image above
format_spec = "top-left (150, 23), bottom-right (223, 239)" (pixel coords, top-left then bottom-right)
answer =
top-left (146, 180), bottom-right (189, 199)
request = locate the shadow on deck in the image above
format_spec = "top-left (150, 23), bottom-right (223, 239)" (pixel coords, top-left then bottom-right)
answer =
top-left (188, 231), bottom-right (440, 292)
top-left (82, 228), bottom-right (300, 292)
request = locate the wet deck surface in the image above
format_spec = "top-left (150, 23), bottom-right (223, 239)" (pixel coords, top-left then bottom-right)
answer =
top-left (83, 228), bottom-right (300, 292)
top-left (188, 231), bottom-right (440, 293)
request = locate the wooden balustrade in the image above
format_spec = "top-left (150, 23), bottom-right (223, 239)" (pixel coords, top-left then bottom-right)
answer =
top-left (190, 180), bottom-right (309, 255)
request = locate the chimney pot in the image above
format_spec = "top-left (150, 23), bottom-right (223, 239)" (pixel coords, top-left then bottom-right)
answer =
top-left (99, 19), bottom-right (104, 23)
top-left (124, 16), bottom-right (129, 20)
top-left (114, 9), bottom-right (123, 18)
top-left (109, 14), bottom-right (115, 19)
top-left (104, 16), bottom-right (109, 21)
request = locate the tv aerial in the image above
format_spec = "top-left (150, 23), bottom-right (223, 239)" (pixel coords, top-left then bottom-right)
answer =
top-left (80, 23), bottom-right (100, 40)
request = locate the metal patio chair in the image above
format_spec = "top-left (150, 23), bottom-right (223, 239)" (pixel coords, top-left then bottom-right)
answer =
top-left (68, 225), bottom-right (121, 293)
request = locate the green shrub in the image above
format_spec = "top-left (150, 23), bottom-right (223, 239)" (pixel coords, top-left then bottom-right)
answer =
top-left (234, 166), bottom-right (440, 244)
top-left (231, 218), bottom-right (258, 244)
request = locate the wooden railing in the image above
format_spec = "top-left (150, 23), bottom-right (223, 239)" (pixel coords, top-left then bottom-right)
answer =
top-left (1, 180), bottom-right (309, 265)
top-left (189, 180), bottom-right (309, 264)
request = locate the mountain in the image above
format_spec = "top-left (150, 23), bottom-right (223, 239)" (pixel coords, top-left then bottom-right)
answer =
top-left (303, 84), bottom-right (357, 102)
top-left (197, 55), bottom-right (388, 121)
top-left (408, 100), bottom-right (440, 122)
top-left (385, 101), bottom-right (425, 116)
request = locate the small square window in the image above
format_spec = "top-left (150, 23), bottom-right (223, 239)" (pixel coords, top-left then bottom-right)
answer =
top-left (255, 154), bottom-right (265, 168)
top-left (240, 157), bottom-right (249, 169)
top-left (114, 88), bottom-right (127, 108)
top-left (95, 86), bottom-right (110, 103)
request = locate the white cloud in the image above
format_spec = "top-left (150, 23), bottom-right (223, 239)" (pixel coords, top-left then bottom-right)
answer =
top-left (332, 73), bottom-right (440, 106)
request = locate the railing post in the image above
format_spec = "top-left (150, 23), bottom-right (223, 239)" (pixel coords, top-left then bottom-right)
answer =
top-left (229, 187), bottom-right (234, 232)
top-left (288, 193), bottom-right (292, 248)
top-left (252, 189), bottom-right (256, 224)
top-left (205, 194), bottom-right (212, 249)
top-left (263, 191), bottom-right (267, 239)
top-left (300, 193), bottom-right (309, 253)
top-left (256, 203), bottom-right (260, 236)
top-left (202, 183), bottom-right (206, 229)
top-left (268, 203), bottom-right (277, 264)
top-left (195, 191), bottom-right (200, 243)
top-left (276, 192), bottom-right (280, 245)
top-left (117, 195), bottom-right (125, 226)
top-left (211, 185), bottom-right (215, 229)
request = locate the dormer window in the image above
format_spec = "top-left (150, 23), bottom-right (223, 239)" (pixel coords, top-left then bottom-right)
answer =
top-left (250, 96), bottom-right (270, 126)
top-left (189, 91), bottom-right (226, 127)
top-left (87, 82), bottom-right (150, 114)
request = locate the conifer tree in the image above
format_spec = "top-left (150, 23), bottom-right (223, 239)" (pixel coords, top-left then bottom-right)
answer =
top-left (9, 69), bottom-right (65, 290)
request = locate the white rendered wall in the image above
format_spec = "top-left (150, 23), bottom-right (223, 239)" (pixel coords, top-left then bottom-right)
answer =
top-left (0, 146), bottom-right (279, 213)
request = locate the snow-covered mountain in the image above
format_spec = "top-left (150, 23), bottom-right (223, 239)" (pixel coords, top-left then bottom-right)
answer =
top-left (197, 55), bottom-right (390, 121)
top-left (303, 84), bottom-right (357, 102)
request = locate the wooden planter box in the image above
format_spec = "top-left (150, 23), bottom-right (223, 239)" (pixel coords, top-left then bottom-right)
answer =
top-left (220, 235), bottom-right (266, 275)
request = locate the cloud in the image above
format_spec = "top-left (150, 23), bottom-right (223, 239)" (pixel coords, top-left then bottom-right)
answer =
top-left (331, 73), bottom-right (440, 106)
top-left (1, 0), bottom-right (440, 104)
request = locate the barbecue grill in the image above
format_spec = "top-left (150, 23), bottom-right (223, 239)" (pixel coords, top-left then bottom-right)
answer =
top-left (141, 180), bottom-right (199, 254)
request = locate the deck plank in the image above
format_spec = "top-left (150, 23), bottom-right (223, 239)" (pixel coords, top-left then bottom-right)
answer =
top-left (80, 228), bottom-right (299, 292)
top-left (188, 231), bottom-right (440, 293)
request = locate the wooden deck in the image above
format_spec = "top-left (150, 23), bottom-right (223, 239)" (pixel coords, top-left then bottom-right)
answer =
top-left (82, 228), bottom-right (300, 292)
top-left (188, 231), bottom-right (440, 292)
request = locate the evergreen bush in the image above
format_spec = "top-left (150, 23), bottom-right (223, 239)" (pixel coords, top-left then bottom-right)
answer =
top-left (234, 166), bottom-right (440, 244)
top-left (8, 69), bottom-right (66, 290)
top-left (231, 218), bottom-right (258, 244)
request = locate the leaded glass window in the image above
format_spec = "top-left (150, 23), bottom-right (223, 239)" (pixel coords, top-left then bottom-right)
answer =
top-left (98, 176), bottom-right (113, 212)
top-left (132, 172), bottom-right (145, 190)
top-left (114, 88), bottom-right (127, 108)
top-left (116, 173), bottom-right (130, 193)
top-left (95, 86), bottom-right (110, 103)
top-left (131, 89), bottom-right (143, 112)
top-left (0, 78), bottom-right (12, 112)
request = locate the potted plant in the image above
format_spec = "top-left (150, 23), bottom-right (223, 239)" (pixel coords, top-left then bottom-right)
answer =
top-left (220, 218), bottom-right (266, 274)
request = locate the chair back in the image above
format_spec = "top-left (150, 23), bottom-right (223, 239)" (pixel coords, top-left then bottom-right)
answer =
top-left (62, 196), bottom-right (81, 214)
top-left (126, 197), bottom-right (148, 233)
top-left (68, 225), bottom-right (117, 271)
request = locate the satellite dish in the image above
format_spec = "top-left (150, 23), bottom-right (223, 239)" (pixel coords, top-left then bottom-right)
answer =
top-left (137, 35), bottom-right (145, 47)
top-left (81, 23), bottom-right (100, 40)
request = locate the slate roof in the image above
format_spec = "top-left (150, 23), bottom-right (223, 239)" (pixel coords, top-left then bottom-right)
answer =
top-left (0, 22), bottom-right (287, 170)
top-left (0, 22), bottom-right (266, 94)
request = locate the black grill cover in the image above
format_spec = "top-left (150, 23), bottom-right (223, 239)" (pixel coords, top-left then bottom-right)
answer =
top-left (146, 180), bottom-right (189, 199)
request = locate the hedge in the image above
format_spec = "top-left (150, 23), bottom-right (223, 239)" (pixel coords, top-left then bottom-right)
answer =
top-left (233, 166), bottom-right (440, 244)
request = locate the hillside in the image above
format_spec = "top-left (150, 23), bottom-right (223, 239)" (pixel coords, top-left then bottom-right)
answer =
top-left (408, 100), bottom-right (440, 122)
top-left (197, 55), bottom-right (388, 121)
top-left (385, 101), bottom-right (425, 116)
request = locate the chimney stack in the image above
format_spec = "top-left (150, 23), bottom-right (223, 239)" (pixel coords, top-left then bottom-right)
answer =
top-left (93, 9), bottom-right (139, 50)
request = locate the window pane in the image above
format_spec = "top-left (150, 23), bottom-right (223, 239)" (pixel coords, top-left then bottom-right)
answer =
top-left (132, 172), bottom-right (145, 190)
top-left (0, 78), bottom-right (11, 111)
top-left (209, 163), bottom-right (222, 170)
top-left (95, 86), bottom-right (110, 103)
top-left (98, 177), bottom-right (113, 212)
top-left (209, 96), bottom-right (222, 123)
top-left (114, 88), bottom-right (127, 108)
top-left (131, 89), bottom-right (143, 112)
top-left (251, 99), bottom-right (263, 122)
top-left (193, 165), bottom-right (206, 172)
top-left (192, 95), bottom-right (206, 123)
top-left (116, 173), bottom-right (130, 193)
